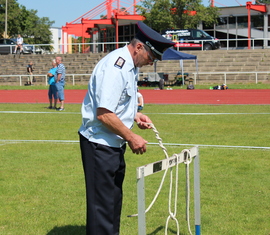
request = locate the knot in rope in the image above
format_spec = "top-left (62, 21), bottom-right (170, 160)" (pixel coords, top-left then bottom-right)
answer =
top-left (147, 123), bottom-right (168, 158)
top-left (183, 149), bottom-right (192, 165)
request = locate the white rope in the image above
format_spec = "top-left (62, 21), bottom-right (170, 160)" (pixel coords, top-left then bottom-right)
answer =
top-left (165, 154), bottom-right (180, 235)
top-left (148, 123), bottom-right (180, 235)
top-left (148, 123), bottom-right (170, 159)
top-left (130, 123), bottom-right (193, 235)
top-left (129, 123), bottom-right (170, 217)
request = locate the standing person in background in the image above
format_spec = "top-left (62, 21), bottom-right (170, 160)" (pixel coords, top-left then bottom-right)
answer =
top-left (47, 59), bottom-right (58, 109)
top-left (25, 61), bottom-right (34, 86)
top-left (14, 34), bottom-right (23, 54)
top-left (55, 56), bottom-right (66, 111)
top-left (137, 88), bottom-right (144, 112)
top-left (79, 21), bottom-right (175, 235)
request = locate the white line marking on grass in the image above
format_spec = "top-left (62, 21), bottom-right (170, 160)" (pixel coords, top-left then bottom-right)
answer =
top-left (2, 111), bottom-right (270, 115)
top-left (0, 143), bottom-right (7, 146)
top-left (1, 139), bottom-right (269, 150)
top-left (0, 111), bottom-right (270, 115)
top-left (0, 111), bottom-right (80, 114)
top-left (0, 139), bottom-right (78, 143)
top-left (145, 113), bottom-right (270, 115)
top-left (148, 142), bottom-right (270, 150)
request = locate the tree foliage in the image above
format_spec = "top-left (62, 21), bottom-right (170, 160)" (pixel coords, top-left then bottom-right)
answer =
top-left (0, 0), bottom-right (54, 44)
top-left (257, 0), bottom-right (270, 4)
top-left (137, 0), bottom-right (220, 32)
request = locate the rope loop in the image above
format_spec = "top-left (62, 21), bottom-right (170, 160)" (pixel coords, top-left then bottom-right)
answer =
top-left (130, 123), bottom-right (193, 235)
top-left (182, 149), bottom-right (193, 235)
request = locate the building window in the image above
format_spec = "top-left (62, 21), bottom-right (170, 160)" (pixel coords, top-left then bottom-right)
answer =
top-left (216, 17), bottom-right (228, 29)
top-left (251, 15), bottom-right (264, 29)
top-left (228, 16), bottom-right (236, 29)
top-left (237, 16), bottom-right (248, 29)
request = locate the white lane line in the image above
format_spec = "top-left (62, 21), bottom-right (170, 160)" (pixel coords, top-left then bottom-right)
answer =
top-left (0, 139), bottom-right (269, 150)
top-left (0, 111), bottom-right (80, 114)
top-left (1, 111), bottom-right (270, 115)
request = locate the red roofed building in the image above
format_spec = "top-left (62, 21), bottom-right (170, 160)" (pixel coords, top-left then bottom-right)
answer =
top-left (61, 0), bottom-right (144, 53)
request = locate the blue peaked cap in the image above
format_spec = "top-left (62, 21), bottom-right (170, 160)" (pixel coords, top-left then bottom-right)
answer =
top-left (135, 21), bottom-right (175, 60)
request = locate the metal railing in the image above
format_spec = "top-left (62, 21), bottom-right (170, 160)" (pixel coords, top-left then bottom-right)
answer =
top-left (1, 37), bottom-right (270, 55)
top-left (1, 71), bottom-right (270, 86)
top-left (192, 71), bottom-right (270, 84)
top-left (0, 74), bottom-right (91, 86)
top-left (138, 71), bottom-right (270, 85)
top-left (218, 38), bottom-right (268, 50)
top-left (0, 75), bottom-right (47, 86)
top-left (0, 42), bottom-right (130, 54)
top-left (35, 38), bottom-right (270, 53)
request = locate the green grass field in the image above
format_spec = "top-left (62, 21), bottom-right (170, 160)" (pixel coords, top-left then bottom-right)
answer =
top-left (1, 103), bottom-right (270, 235)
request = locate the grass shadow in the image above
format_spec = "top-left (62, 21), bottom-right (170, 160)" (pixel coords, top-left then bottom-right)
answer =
top-left (47, 225), bottom-right (85, 235)
top-left (147, 226), bottom-right (164, 235)
top-left (147, 226), bottom-right (187, 235)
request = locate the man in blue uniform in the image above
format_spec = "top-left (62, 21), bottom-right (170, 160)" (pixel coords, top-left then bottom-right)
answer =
top-left (79, 21), bottom-right (175, 235)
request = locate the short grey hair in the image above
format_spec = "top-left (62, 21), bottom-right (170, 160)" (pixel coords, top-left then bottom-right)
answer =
top-left (130, 38), bottom-right (143, 47)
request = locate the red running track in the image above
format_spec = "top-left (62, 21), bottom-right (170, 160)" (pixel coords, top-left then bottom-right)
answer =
top-left (0, 89), bottom-right (269, 105)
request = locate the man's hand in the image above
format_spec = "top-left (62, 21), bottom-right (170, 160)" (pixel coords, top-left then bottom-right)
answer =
top-left (127, 133), bottom-right (148, 155)
top-left (135, 112), bottom-right (152, 129)
top-left (97, 108), bottom-right (148, 154)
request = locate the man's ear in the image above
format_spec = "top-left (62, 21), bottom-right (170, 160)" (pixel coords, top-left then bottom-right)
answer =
top-left (136, 42), bottom-right (144, 52)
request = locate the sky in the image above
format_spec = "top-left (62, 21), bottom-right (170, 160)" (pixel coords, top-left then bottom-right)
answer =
top-left (17, 0), bottom-right (249, 28)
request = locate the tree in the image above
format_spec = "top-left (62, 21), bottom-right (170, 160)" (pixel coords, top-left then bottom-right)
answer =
top-left (0, 0), bottom-right (22, 36)
top-left (0, 0), bottom-right (54, 45)
top-left (137, 0), bottom-right (219, 32)
top-left (257, 0), bottom-right (270, 3)
top-left (171, 0), bottom-right (220, 29)
top-left (137, 0), bottom-right (175, 30)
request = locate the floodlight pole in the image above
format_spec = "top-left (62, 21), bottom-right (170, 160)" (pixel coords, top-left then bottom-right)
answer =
top-left (4, 0), bottom-right (8, 38)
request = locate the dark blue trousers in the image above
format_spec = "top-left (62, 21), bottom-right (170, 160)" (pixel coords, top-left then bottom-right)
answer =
top-left (79, 134), bottom-right (126, 235)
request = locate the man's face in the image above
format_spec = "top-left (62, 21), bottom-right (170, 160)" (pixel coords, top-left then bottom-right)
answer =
top-left (134, 43), bottom-right (157, 68)
top-left (55, 58), bottom-right (60, 65)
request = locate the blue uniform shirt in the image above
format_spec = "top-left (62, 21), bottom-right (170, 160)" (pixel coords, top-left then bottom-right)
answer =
top-left (79, 45), bottom-right (138, 147)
